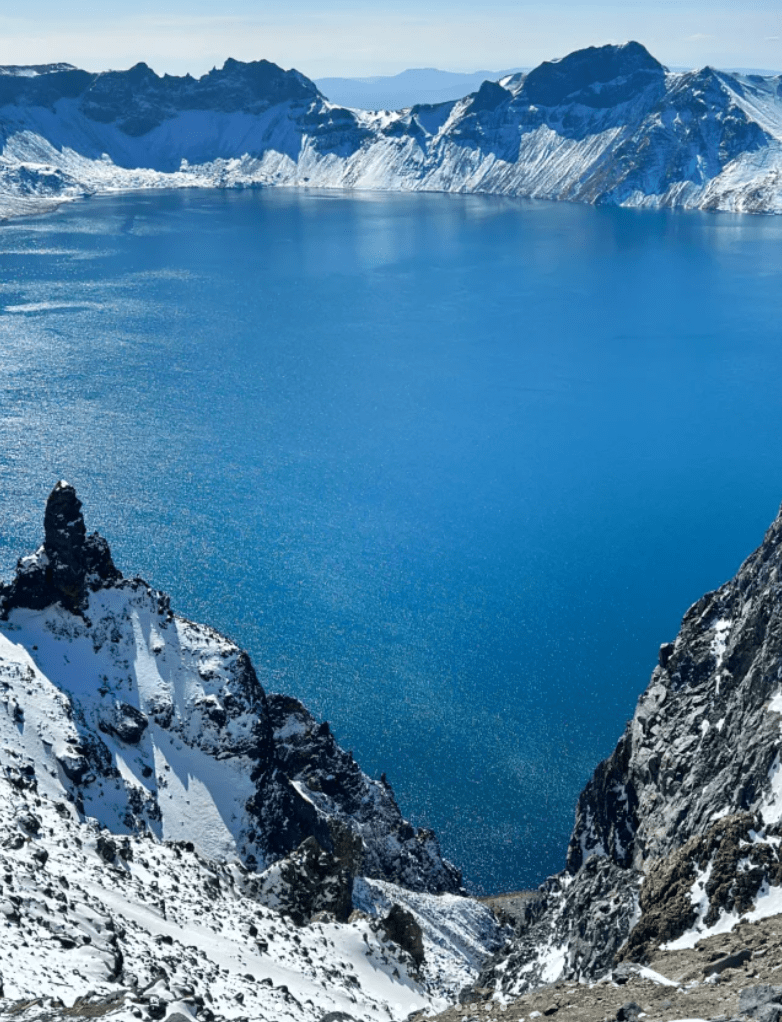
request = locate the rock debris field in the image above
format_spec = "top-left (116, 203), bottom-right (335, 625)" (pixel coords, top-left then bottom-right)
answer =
top-left (428, 912), bottom-right (782, 1022)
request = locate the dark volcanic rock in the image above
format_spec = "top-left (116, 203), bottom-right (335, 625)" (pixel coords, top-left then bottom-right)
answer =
top-left (265, 693), bottom-right (463, 894)
top-left (255, 836), bottom-right (354, 925)
top-left (379, 903), bottom-right (425, 968)
top-left (99, 702), bottom-right (149, 744)
top-left (1, 480), bottom-right (120, 615)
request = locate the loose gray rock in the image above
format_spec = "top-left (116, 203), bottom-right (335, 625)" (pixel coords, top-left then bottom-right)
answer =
top-left (703, 948), bottom-right (752, 976)
top-left (739, 986), bottom-right (782, 1017)
top-left (616, 1003), bottom-right (642, 1021)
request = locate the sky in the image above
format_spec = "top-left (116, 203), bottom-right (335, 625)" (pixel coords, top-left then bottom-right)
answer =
top-left (0, 0), bottom-right (779, 79)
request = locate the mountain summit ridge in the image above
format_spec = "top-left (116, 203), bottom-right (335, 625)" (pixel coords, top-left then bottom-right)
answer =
top-left (0, 40), bottom-right (781, 217)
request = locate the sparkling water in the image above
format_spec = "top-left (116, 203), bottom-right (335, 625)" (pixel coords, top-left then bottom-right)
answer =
top-left (2, 188), bottom-right (782, 892)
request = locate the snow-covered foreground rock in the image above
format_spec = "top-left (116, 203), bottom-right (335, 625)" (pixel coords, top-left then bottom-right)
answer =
top-left (0, 482), bottom-right (505, 1020)
top-left (1, 40), bottom-right (782, 218)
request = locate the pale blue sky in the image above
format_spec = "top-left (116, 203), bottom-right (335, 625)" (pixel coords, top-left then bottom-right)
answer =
top-left (0, 0), bottom-right (779, 78)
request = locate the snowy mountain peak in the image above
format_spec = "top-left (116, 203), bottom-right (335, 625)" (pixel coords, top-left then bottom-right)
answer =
top-left (1, 40), bottom-right (781, 215)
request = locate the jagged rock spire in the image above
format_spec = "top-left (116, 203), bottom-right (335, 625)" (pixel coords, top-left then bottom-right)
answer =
top-left (1, 481), bottom-right (120, 616)
top-left (43, 481), bottom-right (89, 604)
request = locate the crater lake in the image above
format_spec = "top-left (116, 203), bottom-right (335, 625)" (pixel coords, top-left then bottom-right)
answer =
top-left (2, 187), bottom-right (782, 892)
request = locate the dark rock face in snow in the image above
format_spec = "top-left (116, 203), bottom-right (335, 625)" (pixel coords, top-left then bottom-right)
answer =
top-left (570, 504), bottom-right (782, 873)
top-left (252, 835), bottom-right (354, 925)
top-left (265, 693), bottom-right (463, 893)
top-left (475, 502), bottom-right (782, 999)
top-left (378, 903), bottom-right (425, 968)
top-left (1, 481), bottom-right (120, 614)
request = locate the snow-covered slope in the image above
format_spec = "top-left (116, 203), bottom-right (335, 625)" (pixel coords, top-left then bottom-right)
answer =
top-left (1, 41), bottom-right (782, 218)
top-left (0, 482), bottom-right (503, 1020)
top-left (0, 768), bottom-right (501, 1020)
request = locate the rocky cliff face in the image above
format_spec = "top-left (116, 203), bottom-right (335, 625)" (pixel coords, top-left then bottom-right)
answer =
top-left (473, 504), bottom-right (782, 1001)
top-left (1, 41), bottom-right (781, 217)
top-left (0, 481), bottom-right (461, 895)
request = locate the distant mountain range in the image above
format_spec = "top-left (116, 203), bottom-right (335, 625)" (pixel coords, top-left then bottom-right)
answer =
top-left (314, 66), bottom-right (527, 110)
top-left (314, 63), bottom-right (781, 111)
top-left (0, 40), bottom-right (781, 218)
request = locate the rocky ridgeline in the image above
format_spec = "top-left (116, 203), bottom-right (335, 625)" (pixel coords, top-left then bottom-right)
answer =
top-left (0, 41), bottom-right (781, 215)
top-left (460, 502), bottom-right (782, 1013)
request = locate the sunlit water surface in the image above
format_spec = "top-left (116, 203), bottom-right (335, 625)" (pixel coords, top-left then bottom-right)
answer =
top-left (2, 188), bottom-right (782, 892)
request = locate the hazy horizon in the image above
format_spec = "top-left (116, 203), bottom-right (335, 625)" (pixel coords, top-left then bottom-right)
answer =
top-left (2, 47), bottom-right (780, 84)
top-left (1, 0), bottom-right (778, 79)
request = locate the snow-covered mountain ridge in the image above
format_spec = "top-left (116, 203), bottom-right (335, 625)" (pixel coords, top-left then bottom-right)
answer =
top-left (1, 40), bottom-right (781, 218)
top-left (0, 482), bottom-right (504, 1020)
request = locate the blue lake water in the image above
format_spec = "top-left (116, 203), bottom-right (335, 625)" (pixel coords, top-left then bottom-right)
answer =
top-left (2, 188), bottom-right (782, 893)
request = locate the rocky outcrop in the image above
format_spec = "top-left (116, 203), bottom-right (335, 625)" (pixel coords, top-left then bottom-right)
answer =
top-left (1, 480), bottom-right (120, 614)
top-left (472, 856), bottom-right (641, 998)
top-left (252, 836), bottom-right (354, 925)
top-left (570, 503), bottom-right (782, 873)
top-left (0, 482), bottom-right (462, 897)
top-left (618, 813), bottom-right (782, 964)
top-left (266, 693), bottom-right (463, 893)
top-left (378, 904), bottom-right (425, 968)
